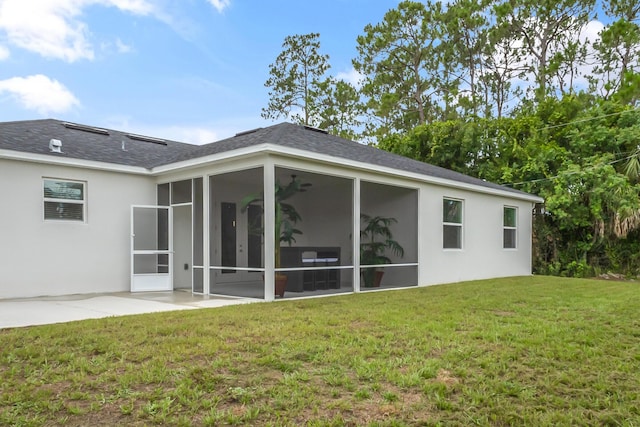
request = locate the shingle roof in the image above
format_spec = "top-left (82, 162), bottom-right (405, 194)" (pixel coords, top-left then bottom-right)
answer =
top-left (0, 119), bottom-right (535, 198)
top-left (0, 119), bottom-right (199, 168)
top-left (175, 122), bottom-right (533, 197)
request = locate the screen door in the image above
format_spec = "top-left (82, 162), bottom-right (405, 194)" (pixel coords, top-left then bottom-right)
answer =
top-left (131, 205), bottom-right (172, 292)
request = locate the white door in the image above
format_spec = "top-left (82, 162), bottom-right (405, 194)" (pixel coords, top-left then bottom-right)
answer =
top-left (131, 205), bottom-right (173, 292)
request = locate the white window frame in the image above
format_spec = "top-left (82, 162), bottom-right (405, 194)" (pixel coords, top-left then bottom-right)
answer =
top-left (443, 198), bottom-right (463, 250)
top-left (503, 206), bottom-right (517, 249)
top-left (43, 178), bottom-right (87, 223)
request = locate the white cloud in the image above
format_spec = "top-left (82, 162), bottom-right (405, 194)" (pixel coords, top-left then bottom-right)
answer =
top-left (104, 0), bottom-right (154, 15)
top-left (207, 0), bottom-right (230, 13)
top-left (0, 44), bottom-right (8, 59)
top-left (115, 38), bottom-right (133, 53)
top-left (579, 20), bottom-right (604, 44)
top-left (99, 37), bottom-right (134, 55)
top-left (0, 0), bottom-right (92, 61)
top-left (336, 67), bottom-right (363, 89)
top-left (105, 117), bottom-right (221, 145)
top-left (572, 20), bottom-right (605, 89)
top-left (0, 0), bottom-right (155, 62)
top-left (0, 74), bottom-right (80, 115)
top-left (104, 115), bottom-right (273, 145)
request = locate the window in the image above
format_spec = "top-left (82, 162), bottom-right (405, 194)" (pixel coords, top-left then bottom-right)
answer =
top-left (43, 179), bottom-right (86, 222)
top-left (443, 198), bottom-right (463, 249)
top-left (503, 206), bottom-right (517, 249)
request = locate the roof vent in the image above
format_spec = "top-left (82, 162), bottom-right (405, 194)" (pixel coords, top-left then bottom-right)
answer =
top-left (302, 125), bottom-right (328, 134)
top-left (62, 121), bottom-right (110, 135)
top-left (235, 127), bottom-right (262, 137)
top-left (125, 133), bottom-right (167, 145)
top-left (49, 139), bottom-right (63, 153)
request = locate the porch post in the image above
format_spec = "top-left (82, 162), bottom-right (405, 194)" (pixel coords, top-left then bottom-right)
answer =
top-left (417, 187), bottom-right (425, 287)
top-left (264, 158), bottom-right (276, 301)
top-left (203, 174), bottom-right (210, 294)
top-left (353, 177), bottom-right (361, 293)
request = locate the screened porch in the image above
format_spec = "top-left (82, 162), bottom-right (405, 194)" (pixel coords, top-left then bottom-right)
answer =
top-left (152, 162), bottom-right (419, 301)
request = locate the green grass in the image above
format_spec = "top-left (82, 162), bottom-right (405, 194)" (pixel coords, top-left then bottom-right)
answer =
top-left (1, 276), bottom-right (639, 426)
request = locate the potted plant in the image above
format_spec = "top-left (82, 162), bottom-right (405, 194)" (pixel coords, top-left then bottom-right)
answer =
top-left (360, 214), bottom-right (404, 287)
top-left (241, 175), bottom-right (311, 297)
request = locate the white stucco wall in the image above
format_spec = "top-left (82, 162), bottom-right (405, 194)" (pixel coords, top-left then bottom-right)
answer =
top-left (418, 184), bottom-right (534, 286)
top-left (0, 159), bottom-right (155, 299)
top-left (1, 150), bottom-right (538, 300)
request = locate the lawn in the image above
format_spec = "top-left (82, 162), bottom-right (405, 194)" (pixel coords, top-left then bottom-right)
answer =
top-left (1, 276), bottom-right (639, 426)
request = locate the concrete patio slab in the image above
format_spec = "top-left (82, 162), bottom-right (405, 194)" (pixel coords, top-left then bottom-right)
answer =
top-left (0, 292), bottom-right (258, 329)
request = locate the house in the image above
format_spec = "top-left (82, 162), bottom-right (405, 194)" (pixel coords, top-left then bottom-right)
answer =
top-left (0, 119), bottom-right (543, 300)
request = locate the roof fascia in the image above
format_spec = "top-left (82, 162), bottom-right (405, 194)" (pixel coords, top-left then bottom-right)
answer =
top-left (266, 145), bottom-right (544, 203)
top-left (0, 149), bottom-right (150, 175)
top-left (150, 144), bottom-right (271, 174)
top-left (152, 143), bottom-right (543, 203)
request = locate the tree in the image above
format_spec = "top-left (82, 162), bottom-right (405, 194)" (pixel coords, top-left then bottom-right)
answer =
top-left (591, 0), bottom-right (640, 100)
top-left (258, 0), bottom-right (640, 278)
top-left (548, 34), bottom-right (588, 96)
top-left (493, 0), bottom-right (595, 101)
top-left (481, 25), bottom-right (524, 118)
top-left (352, 1), bottom-right (447, 141)
top-left (262, 33), bottom-right (330, 126)
top-left (382, 93), bottom-right (640, 276)
top-left (441, 0), bottom-right (492, 117)
top-left (315, 78), bottom-right (364, 140)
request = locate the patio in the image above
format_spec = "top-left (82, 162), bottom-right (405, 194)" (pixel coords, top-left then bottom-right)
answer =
top-left (0, 291), bottom-right (257, 329)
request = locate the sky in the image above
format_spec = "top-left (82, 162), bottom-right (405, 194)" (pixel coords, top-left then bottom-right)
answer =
top-left (0, 0), bottom-right (400, 144)
top-left (0, 1), bottom-right (616, 146)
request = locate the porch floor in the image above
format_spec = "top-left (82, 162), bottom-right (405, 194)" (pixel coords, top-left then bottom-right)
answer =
top-left (1, 283), bottom-right (416, 330)
top-left (0, 290), bottom-right (257, 330)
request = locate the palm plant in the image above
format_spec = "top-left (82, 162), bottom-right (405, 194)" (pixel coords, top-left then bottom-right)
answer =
top-left (241, 175), bottom-right (311, 269)
top-left (360, 214), bottom-right (404, 287)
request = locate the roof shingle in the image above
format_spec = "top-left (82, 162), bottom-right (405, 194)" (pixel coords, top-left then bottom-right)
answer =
top-left (175, 122), bottom-right (532, 197)
top-left (0, 119), bottom-right (199, 168)
top-left (0, 119), bottom-right (535, 198)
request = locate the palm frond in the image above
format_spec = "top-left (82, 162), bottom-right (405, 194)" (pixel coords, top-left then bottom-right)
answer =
top-left (360, 213), bottom-right (405, 265)
top-left (623, 151), bottom-right (640, 182)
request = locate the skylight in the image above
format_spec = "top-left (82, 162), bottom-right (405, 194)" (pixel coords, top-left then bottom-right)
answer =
top-left (303, 125), bottom-right (328, 134)
top-left (62, 122), bottom-right (110, 135)
top-left (125, 133), bottom-right (167, 145)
